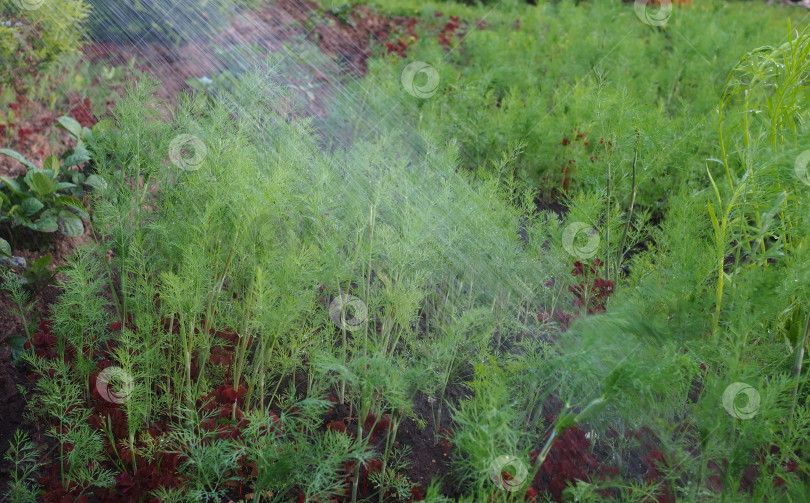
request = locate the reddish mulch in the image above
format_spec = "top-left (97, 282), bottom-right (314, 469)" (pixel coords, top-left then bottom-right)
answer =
top-left (0, 227), bottom-right (94, 494)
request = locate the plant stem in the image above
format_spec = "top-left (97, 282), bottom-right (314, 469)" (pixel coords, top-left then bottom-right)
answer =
top-left (379, 415), bottom-right (402, 503)
top-left (790, 312), bottom-right (810, 416)
top-left (351, 423), bottom-right (364, 503)
top-left (197, 231), bottom-right (239, 394)
top-left (605, 158), bottom-right (611, 282)
top-left (129, 430), bottom-right (137, 470)
top-left (616, 130), bottom-right (639, 284)
top-left (339, 280), bottom-right (348, 405)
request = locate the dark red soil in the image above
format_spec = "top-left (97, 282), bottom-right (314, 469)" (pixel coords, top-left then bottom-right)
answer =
top-left (271, 371), bottom-right (466, 498)
top-left (0, 349), bottom-right (29, 489)
top-left (0, 227), bottom-right (94, 494)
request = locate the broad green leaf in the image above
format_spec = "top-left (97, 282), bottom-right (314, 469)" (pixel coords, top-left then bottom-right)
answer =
top-left (58, 210), bottom-right (84, 237)
top-left (84, 174), bottom-right (107, 190)
top-left (23, 170), bottom-right (37, 190)
top-left (26, 215), bottom-right (58, 233)
top-left (53, 182), bottom-right (78, 191)
top-left (20, 197), bottom-right (44, 217)
top-left (0, 237), bottom-right (10, 257)
top-left (0, 148), bottom-right (37, 171)
top-left (0, 176), bottom-right (23, 196)
top-left (6, 336), bottom-right (26, 350)
top-left (43, 155), bottom-right (60, 178)
top-left (62, 147), bottom-right (91, 168)
top-left (56, 116), bottom-right (83, 139)
top-left (7, 335), bottom-right (28, 363)
top-left (57, 195), bottom-right (85, 211)
top-left (27, 171), bottom-right (54, 197)
top-left (30, 254), bottom-right (52, 269)
top-left (57, 196), bottom-right (88, 219)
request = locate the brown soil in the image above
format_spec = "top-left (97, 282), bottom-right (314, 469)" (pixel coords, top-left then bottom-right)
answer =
top-left (0, 111), bottom-right (73, 179)
top-left (400, 388), bottom-right (468, 497)
top-left (276, 368), bottom-right (468, 498)
top-left (83, 0), bottom-right (397, 114)
top-left (317, 387), bottom-right (468, 499)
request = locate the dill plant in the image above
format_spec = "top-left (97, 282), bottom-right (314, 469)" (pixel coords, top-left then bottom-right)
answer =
top-left (0, 269), bottom-right (36, 346)
top-left (449, 359), bottom-right (527, 496)
top-left (540, 22), bottom-right (810, 502)
top-left (50, 246), bottom-right (109, 395)
top-left (22, 355), bottom-right (115, 494)
top-left (22, 9), bottom-right (810, 499)
top-left (414, 306), bottom-right (493, 440)
top-left (339, 0), bottom-right (804, 205)
top-left (2, 430), bottom-right (44, 503)
top-left (18, 64), bottom-right (565, 500)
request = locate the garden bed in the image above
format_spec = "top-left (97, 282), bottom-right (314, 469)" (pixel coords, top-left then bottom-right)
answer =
top-left (2, 0), bottom-right (810, 502)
